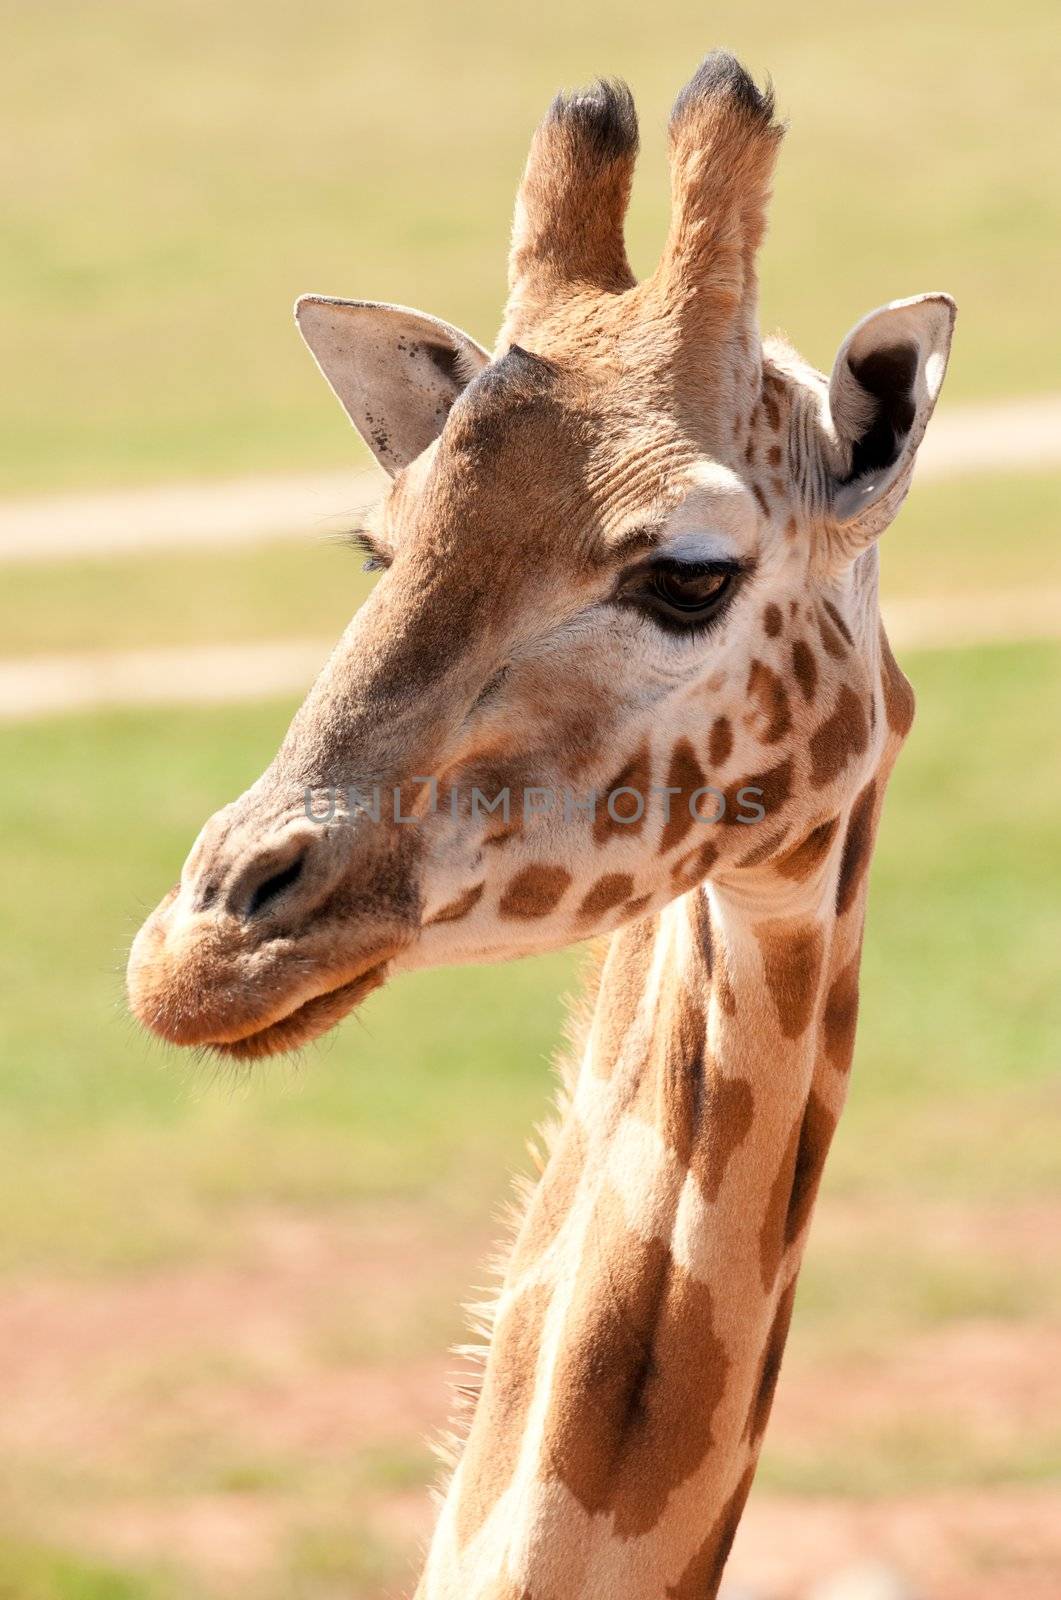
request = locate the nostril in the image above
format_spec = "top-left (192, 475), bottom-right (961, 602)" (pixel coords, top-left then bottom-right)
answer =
top-left (246, 850), bottom-right (307, 918)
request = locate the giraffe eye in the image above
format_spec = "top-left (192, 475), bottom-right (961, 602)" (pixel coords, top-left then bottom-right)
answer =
top-left (619, 560), bottom-right (742, 631)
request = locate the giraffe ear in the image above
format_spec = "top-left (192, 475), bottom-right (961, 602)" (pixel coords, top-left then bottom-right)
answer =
top-left (295, 297), bottom-right (491, 476)
top-left (823, 293), bottom-right (956, 550)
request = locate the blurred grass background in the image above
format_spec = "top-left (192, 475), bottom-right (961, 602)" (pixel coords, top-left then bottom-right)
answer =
top-left (1, 1), bottom-right (1059, 1597)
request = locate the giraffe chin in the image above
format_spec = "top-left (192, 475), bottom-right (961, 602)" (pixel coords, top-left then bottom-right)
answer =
top-left (206, 961), bottom-right (392, 1061)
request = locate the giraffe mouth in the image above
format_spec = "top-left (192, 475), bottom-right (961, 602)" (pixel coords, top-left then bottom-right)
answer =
top-left (208, 959), bottom-right (393, 1060)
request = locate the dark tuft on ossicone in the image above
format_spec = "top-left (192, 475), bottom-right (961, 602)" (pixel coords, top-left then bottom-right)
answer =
top-left (671, 50), bottom-right (777, 128)
top-left (545, 77), bottom-right (639, 163)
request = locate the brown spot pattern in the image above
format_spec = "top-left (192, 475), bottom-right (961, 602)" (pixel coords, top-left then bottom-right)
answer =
top-left (692, 1074), bottom-right (755, 1204)
top-left (645, 962), bottom-right (750, 1204)
top-left (773, 815), bottom-right (839, 881)
top-left (592, 918), bottom-right (657, 1079)
top-left (785, 1089), bottom-right (836, 1247)
top-left (542, 1186), bottom-right (730, 1539)
top-left (821, 955), bottom-right (860, 1072)
top-left (736, 828), bottom-right (789, 869)
top-left (594, 741), bottom-right (652, 844)
top-left (817, 606), bottom-right (847, 660)
top-left (823, 598), bottom-right (854, 647)
top-left (650, 979), bottom-right (707, 1165)
top-left (670, 839), bottom-right (719, 892)
top-left (667, 1463), bottom-right (757, 1600)
top-left (836, 779), bottom-right (877, 916)
top-left (762, 601), bottom-right (783, 637)
top-left (880, 624), bottom-right (916, 736)
top-left (759, 1089), bottom-right (835, 1290)
top-left (791, 638), bottom-right (818, 702)
top-left (746, 659), bottom-right (792, 744)
top-left (424, 882), bottom-right (484, 925)
top-left (751, 483), bottom-right (770, 519)
top-left (760, 1112), bottom-right (801, 1290)
top-left (456, 1280), bottom-right (551, 1547)
top-left (756, 918), bottom-right (825, 1040)
top-left (716, 956), bottom-right (738, 1017)
top-left (499, 864), bottom-right (571, 918)
top-left (708, 716), bottom-right (733, 767)
top-left (660, 739), bottom-right (708, 854)
top-left (745, 1277), bottom-right (797, 1445)
top-left (721, 758), bottom-right (794, 827)
top-left (809, 684), bottom-right (869, 787)
top-left (687, 888), bottom-right (712, 972)
top-left (508, 1118), bottom-right (586, 1277)
top-left (578, 872), bottom-right (635, 921)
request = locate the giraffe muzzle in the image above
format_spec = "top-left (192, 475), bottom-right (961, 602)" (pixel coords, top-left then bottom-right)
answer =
top-left (126, 801), bottom-right (421, 1057)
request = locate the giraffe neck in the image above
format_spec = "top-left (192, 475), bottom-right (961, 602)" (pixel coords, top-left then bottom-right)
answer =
top-left (418, 788), bottom-right (880, 1599)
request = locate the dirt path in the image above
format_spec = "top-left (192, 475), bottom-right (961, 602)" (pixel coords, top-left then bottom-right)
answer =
top-left (0, 637), bottom-right (333, 719)
top-left (0, 467), bottom-right (383, 564)
top-left (2, 393), bottom-right (1060, 565)
top-left (3, 587), bottom-right (1059, 720)
top-left (731, 1487), bottom-right (1061, 1600)
top-left (1, 1198), bottom-right (1056, 1599)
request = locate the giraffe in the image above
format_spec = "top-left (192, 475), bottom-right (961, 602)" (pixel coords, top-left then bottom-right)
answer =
top-left (127, 53), bottom-right (955, 1599)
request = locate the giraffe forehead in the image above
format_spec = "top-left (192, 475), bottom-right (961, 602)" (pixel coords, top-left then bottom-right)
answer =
top-left (385, 340), bottom-right (708, 557)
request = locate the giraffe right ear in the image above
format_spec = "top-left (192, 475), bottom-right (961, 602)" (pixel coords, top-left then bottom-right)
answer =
top-left (821, 292), bottom-right (956, 557)
top-left (295, 297), bottom-right (491, 476)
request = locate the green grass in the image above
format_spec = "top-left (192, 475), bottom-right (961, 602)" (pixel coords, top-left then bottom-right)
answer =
top-left (759, 1422), bottom-right (1061, 1498)
top-left (4, 469), bottom-right (1059, 660)
top-left (0, 536), bottom-right (374, 658)
top-left (831, 641), bottom-right (1061, 1196)
top-left (884, 470), bottom-right (1061, 599)
top-left (4, 0), bottom-right (1059, 493)
top-left (0, 1540), bottom-right (181, 1600)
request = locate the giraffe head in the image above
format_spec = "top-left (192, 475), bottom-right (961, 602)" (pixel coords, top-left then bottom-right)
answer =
top-left (127, 54), bottom-right (954, 1060)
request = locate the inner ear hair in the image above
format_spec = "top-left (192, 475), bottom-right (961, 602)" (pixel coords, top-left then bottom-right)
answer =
top-left (823, 293), bottom-right (956, 537)
top-left (840, 343), bottom-right (918, 483)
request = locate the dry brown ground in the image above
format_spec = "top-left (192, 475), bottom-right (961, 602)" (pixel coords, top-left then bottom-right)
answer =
top-left (0, 1202), bottom-right (1057, 1600)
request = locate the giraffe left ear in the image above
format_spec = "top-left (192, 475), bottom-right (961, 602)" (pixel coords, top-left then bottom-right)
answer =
top-left (295, 296), bottom-right (491, 476)
top-left (823, 292), bottom-right (956, 550)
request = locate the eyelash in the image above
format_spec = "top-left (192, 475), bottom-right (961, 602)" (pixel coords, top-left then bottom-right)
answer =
top-left (616, 558), bottom-right (747, 635)
top-left (345, 531), bottom-right (743, 635)
top-left (349, 529), bottom-right (391, 573)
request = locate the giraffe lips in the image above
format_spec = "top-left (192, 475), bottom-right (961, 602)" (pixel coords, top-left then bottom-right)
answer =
top-left (127, 884), bottom-right (415, 1060)
top-left (207, 960), bottom-right (392, 1060)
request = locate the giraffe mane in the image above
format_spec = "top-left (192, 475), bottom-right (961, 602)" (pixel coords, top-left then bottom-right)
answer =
top-left (430, 939), bottom-right (610, 1480)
